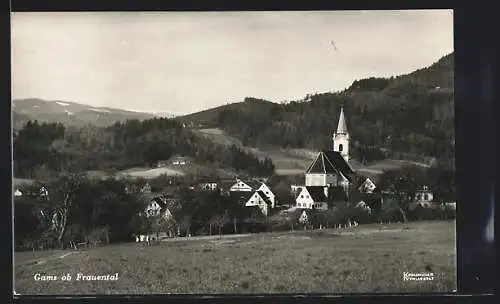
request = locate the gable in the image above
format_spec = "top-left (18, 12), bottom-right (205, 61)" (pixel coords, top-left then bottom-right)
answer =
top-left (296, 188), bottom-right (314, 203)
top-left (257, 184), bottom-right (274, 197)
top-left (230, 180), bottom-right (253, 191)
top-left (245, 191), bottom-right (266, 206)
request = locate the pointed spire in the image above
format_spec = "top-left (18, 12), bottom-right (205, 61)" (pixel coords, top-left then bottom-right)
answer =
top-left (336, 106), bottom-right (347, 134)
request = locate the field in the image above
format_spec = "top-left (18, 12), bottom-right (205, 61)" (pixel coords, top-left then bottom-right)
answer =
top-left (15, 220), bottom-right (456, 295)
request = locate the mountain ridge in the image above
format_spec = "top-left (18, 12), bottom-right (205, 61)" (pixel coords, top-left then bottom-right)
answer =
top-left (11, 98), bottom-right (176, 129)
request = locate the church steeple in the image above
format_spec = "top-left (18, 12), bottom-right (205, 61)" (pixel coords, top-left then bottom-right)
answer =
top-left (336, 106), bottom-right (347, 134)
top-left (332, 105), bottom-right (350, 162)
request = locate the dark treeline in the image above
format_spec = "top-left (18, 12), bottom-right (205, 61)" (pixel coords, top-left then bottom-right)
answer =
top-left (13, 117), bottom-right (275, 179)
top-left (212, 54), bottom-right (454, 167)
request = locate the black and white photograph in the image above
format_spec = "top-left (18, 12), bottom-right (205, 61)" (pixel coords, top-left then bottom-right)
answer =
top-left (12, 10), bottom-right (456, 294)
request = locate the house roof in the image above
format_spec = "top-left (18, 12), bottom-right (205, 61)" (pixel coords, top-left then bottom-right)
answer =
top-left (256, 190), bottom-right (273, 206)
top-left (305, 186), bottom-right (328, 202)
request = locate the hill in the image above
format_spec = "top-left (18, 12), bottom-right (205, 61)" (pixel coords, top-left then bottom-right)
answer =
top-left (177, 53), bottom-right (455, 169)
top-left (12, 98), bottom-right (164, 128)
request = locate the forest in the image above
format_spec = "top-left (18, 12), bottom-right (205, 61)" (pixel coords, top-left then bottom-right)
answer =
top-left (13, 118), bottom-right (275, 180)
top-left (180, 53), bottom-right (455, 168)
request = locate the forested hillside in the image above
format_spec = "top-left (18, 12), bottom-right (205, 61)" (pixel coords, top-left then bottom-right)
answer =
top-left (13, 118), bottom-right (275, 180)
top-left (180, 53), bottom-right (454, 168)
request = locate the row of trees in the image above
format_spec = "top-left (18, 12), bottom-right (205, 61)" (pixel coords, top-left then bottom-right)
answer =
top-left (13, 118), bottom-right (275, 180)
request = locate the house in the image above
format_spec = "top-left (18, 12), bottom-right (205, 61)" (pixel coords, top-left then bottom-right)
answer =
top-left (141, 183), bottom-right (152, 194)
top-left (144, 196), bottom-right (174, 220)
top-left (414, 185), bottom-right (433, 203)
top-left (295, 186), bottom-right (341, 210)
top-left (255, 183), bottom-right (275, 208)
top-left (171, 156), bottom-right (191, 166)
top-left (244, 191), bottom-right (273, 216)
top-left (199, 182), bottom-right (219, 191)
top-left (357, 176), bottom-right (377, 194)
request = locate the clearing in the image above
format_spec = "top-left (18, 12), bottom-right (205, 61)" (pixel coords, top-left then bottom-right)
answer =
top-left (15, 220), bottom-right (456, 295)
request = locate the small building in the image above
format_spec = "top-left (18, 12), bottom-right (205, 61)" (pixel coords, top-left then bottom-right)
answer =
top-left (144, 197), bottom-right (174, 220)
top-left (357, 176), bottom-right (377, 194)
top-left (255, 183), bottom-right (275, 208)
top-left (199, 182), bottom-right (219, 191)
top-left (244, 191), bottom-right (273, 216)
top-left (171, 156), bottom-right (192, 166)
top-left (295, 186), bottom-right (339, 211)
top-left (414, 186), bottom-right (433, 203)
top-left (141, 183), bottom-right (152, 194)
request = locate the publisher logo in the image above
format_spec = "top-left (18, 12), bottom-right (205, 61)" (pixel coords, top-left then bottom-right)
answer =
top-left (402, 272), bottom-right (435, 281)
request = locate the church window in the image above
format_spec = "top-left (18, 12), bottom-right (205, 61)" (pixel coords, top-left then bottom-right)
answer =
top-left (339, 144), bottom-right (343, 152)
top-left (423, 194), bottom-right (428, 201)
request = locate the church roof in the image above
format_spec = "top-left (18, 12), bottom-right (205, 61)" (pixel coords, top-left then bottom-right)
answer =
top-left (336, 106), bottom-right (348, 134)
top-left (305, 151), bottom-right (355, 180)
top-left (323, 150), bottom-right (355, 177)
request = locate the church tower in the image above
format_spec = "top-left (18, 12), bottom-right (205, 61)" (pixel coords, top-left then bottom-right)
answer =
top-left (332, 106), bottom-right (349, 162)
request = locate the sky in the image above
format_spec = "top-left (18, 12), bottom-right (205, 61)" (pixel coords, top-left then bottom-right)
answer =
top-left (11, 10), bottom-right (454, 115)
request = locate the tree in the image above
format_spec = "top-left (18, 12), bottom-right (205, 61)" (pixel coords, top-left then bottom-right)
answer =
top-left (45, 173), bottom-right (87, 248)
top-left (180, 215), bottom-right (193, 237)
top-left (210, 211), bottom-right (230, 238)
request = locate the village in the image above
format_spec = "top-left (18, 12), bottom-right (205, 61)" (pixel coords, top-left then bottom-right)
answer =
top-left (13, 106), bottom-right (456, 249)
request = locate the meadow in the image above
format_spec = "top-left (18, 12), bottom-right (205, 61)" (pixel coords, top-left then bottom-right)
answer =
top-left (14, 220), bottom-right (456, 295)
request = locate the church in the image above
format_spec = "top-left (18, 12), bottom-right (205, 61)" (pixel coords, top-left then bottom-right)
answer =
top-left (294, 106), bottom-right (358, 210)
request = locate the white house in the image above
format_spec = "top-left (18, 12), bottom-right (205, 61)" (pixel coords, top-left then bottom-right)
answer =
top-left (295, 186), bottom-right (329, 210)
top-left (256, 183), bottom-right (275, 208)
top-left (229, 179), bottom-right (253, 192)
top-left (199, 182), bottom-right (219, 191)
top-left (358, 177), bottom-right (376, 194)
top-left (414, 186), bottom-right (434, 203)
top-left (244, 191), bottom-right (273, 216)
top-left (39, 186), bottom-right (49, 197)
top-left (141, 183), bottom-right (152, 194)
top-left (171, 156), bottom-right (191, 165)
top-left (144, 197), bottom-right (174, 220)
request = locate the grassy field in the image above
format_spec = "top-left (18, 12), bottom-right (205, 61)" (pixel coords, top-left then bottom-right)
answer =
top-left (15, 220), bottom-right (456, 295)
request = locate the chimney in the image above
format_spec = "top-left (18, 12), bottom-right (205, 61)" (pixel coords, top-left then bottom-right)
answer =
top-left (324, 186), bottom-right (329, 198)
